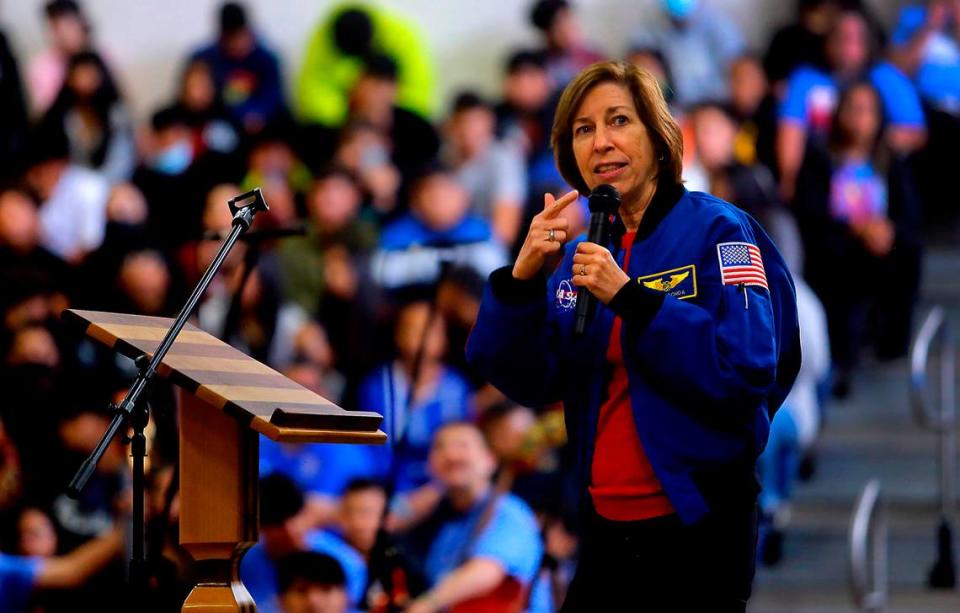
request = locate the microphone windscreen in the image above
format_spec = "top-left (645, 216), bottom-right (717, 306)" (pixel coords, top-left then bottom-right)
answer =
top-left (588, 184), bottom-right (621, 214)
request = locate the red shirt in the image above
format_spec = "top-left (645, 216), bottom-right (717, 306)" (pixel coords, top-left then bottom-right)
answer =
top-left (589, 230), bottom-right (675, 521)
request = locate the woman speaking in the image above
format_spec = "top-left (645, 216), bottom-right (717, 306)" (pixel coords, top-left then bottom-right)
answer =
top-left (466, 61), bottom-right (801, 610)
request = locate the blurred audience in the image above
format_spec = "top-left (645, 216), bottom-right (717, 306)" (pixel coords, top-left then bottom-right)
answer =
top-left (0, 1), bottom-right (955, 609)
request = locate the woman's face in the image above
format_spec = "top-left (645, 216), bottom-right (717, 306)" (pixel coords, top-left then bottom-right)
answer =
top-left (571, 82), bottom-right (658, 204)
top-left (838, 85), bottom-right (880, 146)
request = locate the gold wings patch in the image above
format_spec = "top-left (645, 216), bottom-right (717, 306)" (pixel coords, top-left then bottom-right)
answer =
top-left (637, 265), bottom-right (697, 299)
top-left (642, 270), bottom-right (689, 291)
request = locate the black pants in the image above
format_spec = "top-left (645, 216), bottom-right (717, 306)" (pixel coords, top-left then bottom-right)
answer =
top-left (560, 502), bottom-right (758, 612)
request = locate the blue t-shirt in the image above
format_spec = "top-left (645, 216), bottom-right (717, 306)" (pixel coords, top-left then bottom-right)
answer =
top-left (0, 554), bottom-right (41, 612)
top-left (424, 494), bottom-right (542, 587)
top-left (259, 435), bottom-right (390, 498)
top-left (892, 5), bottom-right (960, 110)
top-left (240, 531), bottom-right (363, 613)
top-left (779, 62), bottom-right (927, 137)
top-left (358, 364), bottom-right (473, 493)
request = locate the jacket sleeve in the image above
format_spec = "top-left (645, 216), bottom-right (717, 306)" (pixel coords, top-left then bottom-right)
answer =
top-left (465, 267), bottom-right (563, 408)
top-left (610, 221), bottom-right (779, 416)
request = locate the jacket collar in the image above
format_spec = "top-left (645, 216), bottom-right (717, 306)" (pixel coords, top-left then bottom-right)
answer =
top-left (610, 180), bottom-right (685, 246)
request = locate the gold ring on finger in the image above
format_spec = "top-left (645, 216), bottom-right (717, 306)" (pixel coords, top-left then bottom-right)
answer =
top-left (579, 264), bottom-right (587, 276)
top-left (548, 228), bottom-right (556, 242)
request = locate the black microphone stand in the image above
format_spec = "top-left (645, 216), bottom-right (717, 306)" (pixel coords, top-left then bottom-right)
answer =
top-left (66, 188), bottom-right (269, 595)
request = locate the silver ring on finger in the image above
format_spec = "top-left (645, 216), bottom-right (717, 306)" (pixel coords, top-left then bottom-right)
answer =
top-left (579, 264), bottom-right (587, 276)
top-left (548, 228), bottom-right (556, 242)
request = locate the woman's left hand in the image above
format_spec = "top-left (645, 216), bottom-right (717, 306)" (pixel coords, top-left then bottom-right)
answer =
top-left (571, 242), bottom-right (630, 304)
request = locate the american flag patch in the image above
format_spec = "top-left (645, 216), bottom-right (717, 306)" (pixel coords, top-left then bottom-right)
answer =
top-left (716, 242), bottom-right (768, 290)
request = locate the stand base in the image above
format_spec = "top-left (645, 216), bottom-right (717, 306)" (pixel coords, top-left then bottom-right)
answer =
top-left (182, 583), bottom-right (255, 612)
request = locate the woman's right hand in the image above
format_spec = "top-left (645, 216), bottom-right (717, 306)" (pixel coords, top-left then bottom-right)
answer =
top-left (512, 190), bottom-right (578, 280)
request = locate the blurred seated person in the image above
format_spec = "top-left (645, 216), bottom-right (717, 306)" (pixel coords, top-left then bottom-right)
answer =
top-left (630, 0), bottom-right (746, 108)
top-left (243, 474), bottom-right (384, 612)
top-left (23, 128), bottom-right (109, 264)
top-left (529, 0), bottom-right (604, 88)
top-left (0, 523), bottom-right (122, 612)
top-left (763, 0), bottom-right (837, 93)
top-left (276, 552), bottom-right (349, 613)
top-left (371, 165), bottom-right (508, 291)
top-left (348, 54), bottom-right (440, 182)
top-left (776, 9), bottom-right (927, 200)
top-left (309, 479), bottom-right (427, 611)
top-left (728, 54), bottom-right (779, 173)
top-left (133, 107), bottom-right (238, 252)
top-left (688, 102), bottom-right (784, 227)
top-left (794, 81), bottom-right (923, 395)
top-left (0, 188), bottom-right (69, 294)
top-left (333, 121), bottom-right (401, 216)
top-left (496, 49), bottom-right (556, 160)
top-left (444, 92), bottom-right (528, 247)
top-left (297, 4), bottom-right (435, 127)
top-left (625, 46), bottom-right (676, 113)
top-left (278, 169), bottom-right (377, 316)
top-left (241, 121), bottom-right (311, 203)
top-left (109, 250), bottom-right (175, 317)
top-left (277, 169), bottom-right (379, 380)
top-left (162, 58), bottom-right (241, 158)
top-left (400, 422), bottom-right (543, 613)
top-left (359, 301), bottom-right (473, 500)
top-left (189, 2), bottom-right (287, 135)
top-left (28, 0), bottom-right (115, 115)
top-left (38, 50), bottom-right (135, 182)
top-left (73, 182), bottom-right (151, 308)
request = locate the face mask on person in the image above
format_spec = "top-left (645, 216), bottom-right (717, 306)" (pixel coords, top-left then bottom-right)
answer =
top-left (150, 139), bottom-right (194, 175)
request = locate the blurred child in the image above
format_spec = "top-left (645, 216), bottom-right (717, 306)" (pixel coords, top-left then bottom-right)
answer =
top-left (371, 165), bottom-right (507, 291)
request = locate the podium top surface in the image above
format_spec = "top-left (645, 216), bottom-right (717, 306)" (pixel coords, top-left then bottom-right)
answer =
top-left (63, 309), bottom-right (385, 444)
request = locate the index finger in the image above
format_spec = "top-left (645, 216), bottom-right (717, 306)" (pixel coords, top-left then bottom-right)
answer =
top-left (543, 190), bottom-right (579, 219)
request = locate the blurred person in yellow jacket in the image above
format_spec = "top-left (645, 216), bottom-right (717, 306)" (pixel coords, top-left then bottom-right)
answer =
top-left (297, 3), bottom-right (436, 127)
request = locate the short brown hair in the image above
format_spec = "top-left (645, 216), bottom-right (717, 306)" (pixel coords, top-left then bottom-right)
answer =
top-left (551, 61), bottom-right (683, 194)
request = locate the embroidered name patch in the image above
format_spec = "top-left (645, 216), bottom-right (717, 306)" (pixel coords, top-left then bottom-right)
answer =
top-left (637, 265), bottom-right (697, 300)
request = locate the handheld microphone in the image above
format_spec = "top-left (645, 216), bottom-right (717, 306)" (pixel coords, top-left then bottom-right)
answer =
top-left (574, 184), bottom-right (621, 336)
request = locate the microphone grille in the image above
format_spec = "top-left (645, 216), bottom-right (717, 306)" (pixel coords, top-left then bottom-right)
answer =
top-left (588, 184), bottom-right (621, 213)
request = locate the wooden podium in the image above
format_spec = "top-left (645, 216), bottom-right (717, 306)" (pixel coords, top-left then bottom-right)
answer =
top-left (63, 309), bottom-right (386, 612)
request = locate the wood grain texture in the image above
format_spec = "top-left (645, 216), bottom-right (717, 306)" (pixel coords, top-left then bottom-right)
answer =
top-left (62, 309), bottom-right (385, 443)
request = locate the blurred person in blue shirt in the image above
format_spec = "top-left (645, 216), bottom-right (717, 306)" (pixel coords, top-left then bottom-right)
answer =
top-left (777, 8), bottom-right (927, 199)
top-left (0, 524), bottom-right (121, 612)
top-left (400, 422), bottom-right (543, 613)
top-left (358, 301), bottom-right (474, 502)
top-left (370, 165), bottom-right (508, 292)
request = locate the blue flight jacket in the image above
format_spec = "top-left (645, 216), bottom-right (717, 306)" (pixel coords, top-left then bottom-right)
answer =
top-left (466, 184), bottom-right (801, 524)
